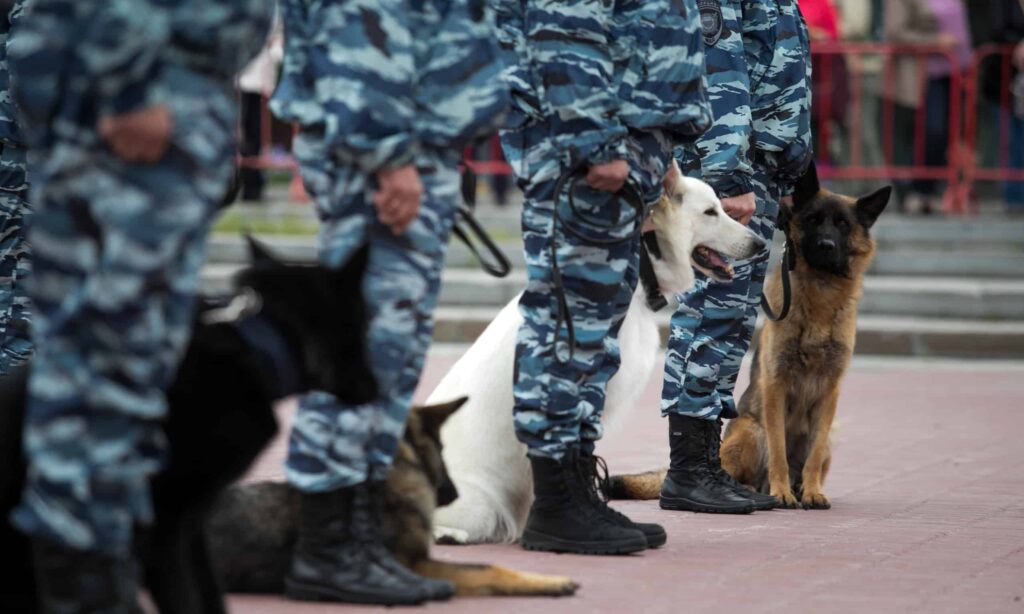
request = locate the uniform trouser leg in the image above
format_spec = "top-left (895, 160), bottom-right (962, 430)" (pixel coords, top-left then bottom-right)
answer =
top-left (504, 125), bottom-right (668, 460)
top-left (0, 185), bottom-right (31, 374)
top-left (11, 150), bottom-right (222, 557)
top-left (661, 172), bottom-right (778, 421)
top-left (286, 144), bottom-right (458, 492)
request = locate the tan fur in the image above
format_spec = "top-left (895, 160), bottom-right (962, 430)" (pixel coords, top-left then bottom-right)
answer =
top-left (609, 180), bottom-right (886, 510)
top-left (385, 402), bottom-right (578, 597)
top-left (721, 187), bottom-right (878, 509)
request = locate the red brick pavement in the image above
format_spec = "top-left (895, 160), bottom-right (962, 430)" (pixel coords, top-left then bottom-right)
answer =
top-left (229, 354), bottom-right (1024, 614)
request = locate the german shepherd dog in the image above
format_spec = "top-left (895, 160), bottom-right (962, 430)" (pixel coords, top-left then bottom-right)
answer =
top-left (0, 238), bottom-right (376, 613)
top-left (606, 164), bottom-right (891, 510)
top-left (206, 398), bottom-right (580, 598)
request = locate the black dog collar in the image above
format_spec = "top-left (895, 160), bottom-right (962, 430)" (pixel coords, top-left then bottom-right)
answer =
top-left (640, 231), bottom-right (669, 312)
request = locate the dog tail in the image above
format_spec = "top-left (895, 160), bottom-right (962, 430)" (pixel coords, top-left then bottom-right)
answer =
top-left (606, 469), bottom-right (666, 500)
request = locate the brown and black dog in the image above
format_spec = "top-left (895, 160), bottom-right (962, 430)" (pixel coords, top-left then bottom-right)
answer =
top-left (207, 398), bottom-right (579, 598)
top-left (719, 165), bottom-right (890, 509)
top-left (607, 164), bottom-right (890, 510)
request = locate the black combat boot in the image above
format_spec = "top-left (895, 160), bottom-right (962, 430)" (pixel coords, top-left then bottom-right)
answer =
top-left (660, 414), bottom-right (755, 514)
top-left (285, 484), bottom-right (440, 605)
top-left (31, 537), bottom-right (144, 613)
top-left (361, 481), bottom-right (455, 602)
top-left (707, 418), bottom-right (778, 511)
top-left (577, 452), bottom-right (667, 548)
top-left (521, 449), bottom-right (648, 555)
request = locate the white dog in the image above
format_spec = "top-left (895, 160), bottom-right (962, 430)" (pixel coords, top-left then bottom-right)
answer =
top-left (429, 163), bottom-right (764, 544)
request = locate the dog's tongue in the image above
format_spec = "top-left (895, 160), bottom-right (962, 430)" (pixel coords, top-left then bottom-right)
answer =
top-left (701, 247), bottom-right (730, 272)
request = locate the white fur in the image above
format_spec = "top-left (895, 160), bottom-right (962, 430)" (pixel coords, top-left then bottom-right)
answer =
top-left (429, 164), bottom-right (760, 544)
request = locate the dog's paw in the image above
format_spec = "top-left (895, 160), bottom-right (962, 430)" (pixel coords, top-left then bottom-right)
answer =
top-left (801, 492), bottom-right (831, 510)
top-left (770, 487), bottom-right (800, 509)
top-left (433, 526), bottom-right (471, 545)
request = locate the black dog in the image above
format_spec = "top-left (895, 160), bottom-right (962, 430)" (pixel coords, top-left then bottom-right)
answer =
top-left (0, 238), bottom-right (376, 613)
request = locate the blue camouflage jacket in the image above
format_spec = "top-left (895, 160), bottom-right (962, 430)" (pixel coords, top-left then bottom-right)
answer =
top-left (678, 0), bottom-right (811, 197)
top-left (271, 0), bottom-right (509, 173)
top-left (0, 0), bottom-right (26, 192)
top-left (7, 0), bottom-right (273, 150)
top-left (493, 0), bottom-right (712, 166)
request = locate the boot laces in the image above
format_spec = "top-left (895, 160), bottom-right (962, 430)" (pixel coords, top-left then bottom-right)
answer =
top-left (578, 454), bottom-right (635, 526)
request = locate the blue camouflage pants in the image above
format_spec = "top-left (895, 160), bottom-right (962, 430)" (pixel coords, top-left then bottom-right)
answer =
top-left (503, 121), bottom-right (670, 459)
top-left (12, 69), bottom-right (237, 556)
top-left (0, 143), bottom-right (31, 374)
top-left (661, 170), bottom-right (779, 421)
top-left (286, 134), bottom-right (458, 492)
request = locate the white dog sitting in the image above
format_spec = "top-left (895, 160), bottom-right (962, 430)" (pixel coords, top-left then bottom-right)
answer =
top-left (429, 163), bottom-right (764, 544)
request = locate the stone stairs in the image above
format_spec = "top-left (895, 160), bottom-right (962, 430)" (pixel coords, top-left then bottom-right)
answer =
top-left (204, 213), bottom-right (1024, 358)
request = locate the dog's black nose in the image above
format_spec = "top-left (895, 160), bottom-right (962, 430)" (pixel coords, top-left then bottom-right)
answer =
top-left (817, 238), bottom-right (836, 252)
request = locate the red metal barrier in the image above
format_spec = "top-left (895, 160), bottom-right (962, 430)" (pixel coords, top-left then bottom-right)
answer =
top-left (239, 43), bottom-right (1023, 215)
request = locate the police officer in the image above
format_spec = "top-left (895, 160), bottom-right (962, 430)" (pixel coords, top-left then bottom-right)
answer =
top-left (0, 0), bottom-right (29, 376)
top-left (494, 0), bottom-right (712, 554)
top-left (271, 0), bottom-right (507, 604)
top-left (8, 1), bottom-right (271, 609)
top-left (658, 0), bottom-right (813, 513)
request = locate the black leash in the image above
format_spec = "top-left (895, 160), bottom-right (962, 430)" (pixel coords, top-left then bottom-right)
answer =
top-left (760, 221), bottom-right (797, 322)
top-left (549, 167), bottom-right (646, 364)
top-left (455, 164), bottom-right (512, 278)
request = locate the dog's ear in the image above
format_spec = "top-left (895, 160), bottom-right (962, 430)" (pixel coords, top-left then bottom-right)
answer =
top-left (792, 161), bottom-right (821, 211)
top-left (416, 397), bottom-right (468, 436)
top-left (854, 185), bottom-right (891, 229)
top-left (246, 234), bottom-right (279, 267)
top-left (662, 158), bottom-right (683, 196)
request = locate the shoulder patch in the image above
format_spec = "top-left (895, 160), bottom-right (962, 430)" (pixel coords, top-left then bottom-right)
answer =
top-left (698, 0), bottom-right (724, 47)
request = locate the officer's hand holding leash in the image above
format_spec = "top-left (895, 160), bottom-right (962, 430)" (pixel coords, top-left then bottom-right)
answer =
top-left (586, 159), bottom-right (630, 192)
top-left (721, 191), bottom-right (756, 226)
top-left (374, 164), bottom-right (423, 235)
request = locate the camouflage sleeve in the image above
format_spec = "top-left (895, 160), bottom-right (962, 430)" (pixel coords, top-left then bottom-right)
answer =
top-left (617, 0), bottom-right (712, 139)
top-left (409, 0), bottom-right (509, 150)
top-left (523, 0), bottom-right (629, 165)
top-left (693, 0), bottom-right (754, 198)
top-left (293, 0), bottom-right (421, 171)
top-left (749, 0), bottom-right (811, 194)
top-left (73, 1), bottom-right (172, 116)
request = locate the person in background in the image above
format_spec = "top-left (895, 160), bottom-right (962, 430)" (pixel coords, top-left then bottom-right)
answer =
top-left (8, 1), bottom-right (271, 610)
top-left (237, 14), bottom-right (283, 203)
top-left (799, 0), bottom-right (848, 163)
top-left (884, 0), bottom-right (972, 214)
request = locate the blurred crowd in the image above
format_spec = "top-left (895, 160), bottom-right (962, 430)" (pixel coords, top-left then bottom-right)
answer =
top-left (799, 0), bottom-right (1024, 214)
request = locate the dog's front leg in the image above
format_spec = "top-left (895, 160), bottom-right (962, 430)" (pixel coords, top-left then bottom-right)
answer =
top-left (763, 382), bottom-right (798, 508)
top-left (800, 385), bottom-right (839, 510)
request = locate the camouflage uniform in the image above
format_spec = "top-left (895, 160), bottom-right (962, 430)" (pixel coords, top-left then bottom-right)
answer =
top-left (273, 0), bottom-right (507, 492)
top-left (8, 0), bottom-right (272, 556)
top-left (496, 0), bottom-right (711, 459)
top-left (0, 0), bottom-right (30, 375)
top-left (661, 0), bottom-right (812, 421)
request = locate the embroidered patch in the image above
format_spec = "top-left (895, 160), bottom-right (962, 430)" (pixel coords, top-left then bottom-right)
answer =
top-left (698, 0), bottom-right (724, 47)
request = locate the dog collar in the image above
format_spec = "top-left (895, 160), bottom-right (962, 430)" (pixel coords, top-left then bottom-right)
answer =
top-left (640, 232), bottom-right (668, 312)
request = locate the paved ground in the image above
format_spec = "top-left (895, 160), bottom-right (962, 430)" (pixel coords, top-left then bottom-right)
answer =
top-left (228, 350), bottom-right (1024, 614)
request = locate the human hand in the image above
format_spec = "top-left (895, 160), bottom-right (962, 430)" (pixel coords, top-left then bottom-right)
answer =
top-left (586, 159), bottom-right (629, 192)
top-left (721, 192), bottom-right (756, 225)
top-left (935, 33), bottom-right (958, 48)
top-left (1014, 41), bottom-right (1024, 70)
top-left (374, 164), bottom-right (422, 235)
top-left (98, 105), bottom-right (173, 163)
top-left (781, 195), bottom-right (794, 208)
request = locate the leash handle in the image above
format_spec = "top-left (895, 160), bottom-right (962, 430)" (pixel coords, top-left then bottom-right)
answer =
top-left (550, 169), bottom-right (647, 364)
top-left (760, 234), bottom-right (795, 322)
top-left (452, 205), bottom-right (512, 278)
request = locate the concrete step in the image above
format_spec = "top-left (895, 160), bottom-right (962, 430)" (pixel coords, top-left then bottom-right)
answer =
top-left (430, 307), bottom-right (1024, 359)
top-left (869, 250), bottom-right (1024, 278)
top-left (202, 258), bottom-right (1024, 321)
